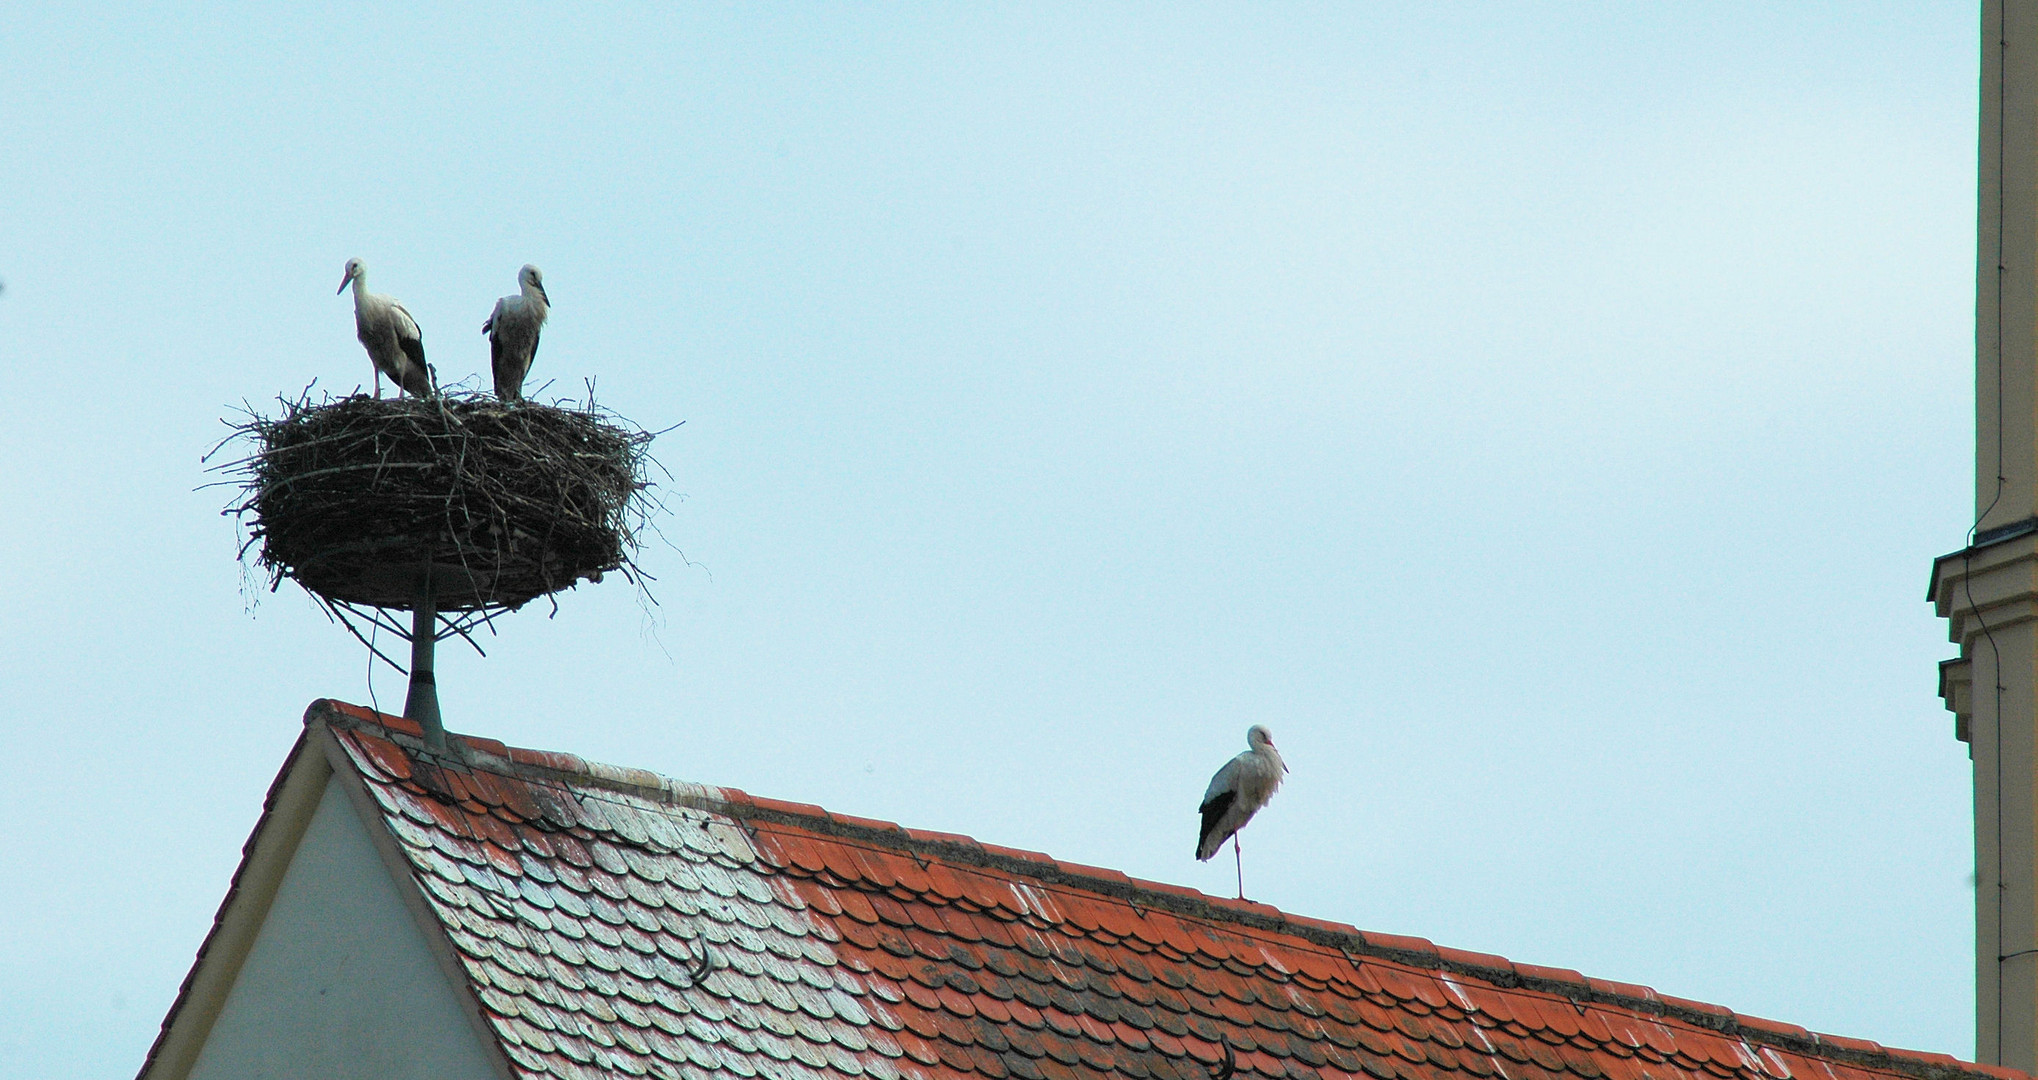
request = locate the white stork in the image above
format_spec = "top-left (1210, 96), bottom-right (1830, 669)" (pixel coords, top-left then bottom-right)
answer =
top-left (338, 258), bottom-right (432, 398)
top-left (483, 263), bottom-right (549, 402)
top-left (1196, 724), bottom-right (1288, 898)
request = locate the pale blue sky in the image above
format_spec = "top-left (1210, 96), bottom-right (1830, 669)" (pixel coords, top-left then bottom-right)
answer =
top-left (0, 4), bottom-right (1983, 1075)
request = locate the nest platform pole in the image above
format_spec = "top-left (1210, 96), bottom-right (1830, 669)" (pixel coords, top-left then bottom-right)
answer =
top-left (404, 567), bottom-right (447, 753)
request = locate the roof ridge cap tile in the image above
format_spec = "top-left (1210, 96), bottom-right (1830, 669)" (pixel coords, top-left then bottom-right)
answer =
top-left (305, 700), bottom-right (2030, 1080)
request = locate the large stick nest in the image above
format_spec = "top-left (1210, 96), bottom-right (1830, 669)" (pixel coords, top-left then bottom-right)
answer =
top-left (218, 390), bottom-right (666, 615)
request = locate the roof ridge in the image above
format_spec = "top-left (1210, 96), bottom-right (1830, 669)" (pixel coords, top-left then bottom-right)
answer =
top-left (308, 699), bottom-right (2022, 1080)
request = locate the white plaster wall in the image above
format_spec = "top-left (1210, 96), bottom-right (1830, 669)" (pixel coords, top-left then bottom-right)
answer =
top-left (186, 774), bottom-right (503, 1080)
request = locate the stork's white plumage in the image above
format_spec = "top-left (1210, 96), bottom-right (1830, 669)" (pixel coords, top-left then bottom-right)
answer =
top-left (1196, 724), bottom-right (1288, 897)
top-left (483, 264), bottom-right (549, 402)
top-left (338, 258), bottom-right (432, 398)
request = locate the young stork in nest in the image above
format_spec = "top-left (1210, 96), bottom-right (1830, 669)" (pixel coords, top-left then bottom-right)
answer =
top-left (338, 257), bottom-right (432, 398)
top-left (1196, 724), bottom-right (1288, 899)
top-left (484, 263), bottom-right (549, 402)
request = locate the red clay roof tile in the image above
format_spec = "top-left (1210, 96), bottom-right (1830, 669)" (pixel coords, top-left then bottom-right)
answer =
top-left (978, 842), bottom-right (1055, 867)
top-left (906, 826), bottom-right (981, 848)
top-left (506, 744), bottom-right (584, 773)
top-left (1663, 994), bottom-right (1736, 1021)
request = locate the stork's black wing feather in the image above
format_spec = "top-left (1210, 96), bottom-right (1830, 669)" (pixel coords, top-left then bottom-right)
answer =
top-left (399, 333), bottom-right (426, 371)
top-left (1197, 790), bottom-right (1235, 853)
top-left (490, 332), bottom-right (513, 401)
top-left (395, 338), bottom-right (430, 396)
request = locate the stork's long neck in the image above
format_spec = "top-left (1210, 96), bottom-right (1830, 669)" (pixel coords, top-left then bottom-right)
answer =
top-left (522, 281), bottom-right (549, 316)
top-left (350, 274), bottom-right (370, 307)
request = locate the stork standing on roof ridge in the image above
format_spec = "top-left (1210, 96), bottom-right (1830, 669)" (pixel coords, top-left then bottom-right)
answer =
top-left (484, 263), bottom-right (548, 402)
top-left (1196, 724), bottom-right (1287, 899)
top-left (338, 258), bottom-right (433, 398)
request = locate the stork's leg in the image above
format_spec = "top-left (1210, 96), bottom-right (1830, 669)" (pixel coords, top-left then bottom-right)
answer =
top-left (374, 370), bottom-right (383, 399)
top-left (1233, 835), bottom-right (1244, 900)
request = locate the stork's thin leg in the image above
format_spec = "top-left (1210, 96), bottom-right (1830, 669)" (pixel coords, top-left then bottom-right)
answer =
top-left (375, 370), bottom-right (383, 399)
top-left (1233, 835), bottom-right (1244, 900)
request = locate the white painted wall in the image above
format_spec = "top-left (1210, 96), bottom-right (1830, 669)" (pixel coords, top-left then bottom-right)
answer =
top-left (186, 775), bottom-right (503, 1080)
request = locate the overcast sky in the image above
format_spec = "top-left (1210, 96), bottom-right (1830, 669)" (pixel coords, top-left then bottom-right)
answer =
top-left (0, 4), bottom-right (1985, 1075)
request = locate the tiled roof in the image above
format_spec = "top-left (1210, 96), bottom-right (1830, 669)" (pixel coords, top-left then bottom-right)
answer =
top-left (148, 701), bottom-right (2014, 1080)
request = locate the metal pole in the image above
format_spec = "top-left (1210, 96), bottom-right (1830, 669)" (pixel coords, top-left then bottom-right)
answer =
top-left (404, 566), bottom-right (447, 753)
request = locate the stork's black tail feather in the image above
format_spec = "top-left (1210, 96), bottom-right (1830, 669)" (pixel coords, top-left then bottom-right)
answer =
top-left (1196, 791), bottom-right (1235, 861)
